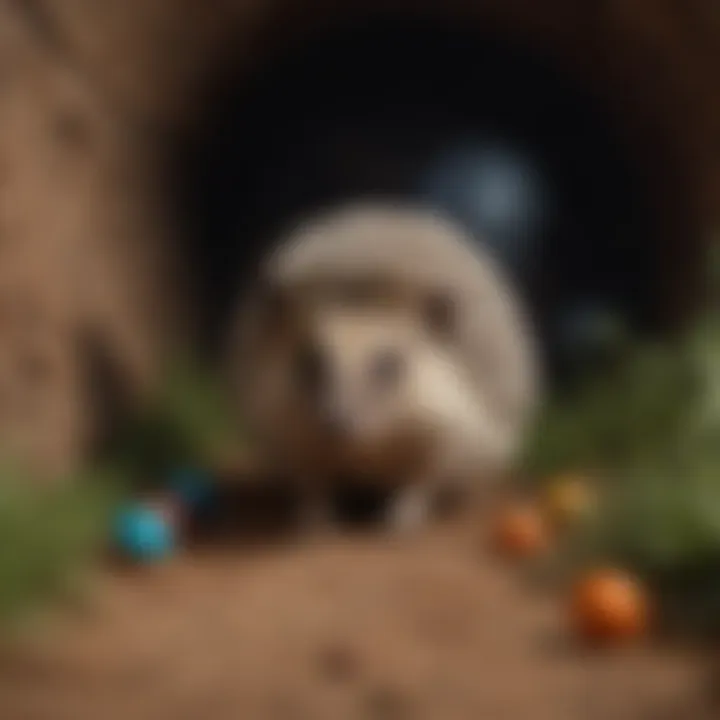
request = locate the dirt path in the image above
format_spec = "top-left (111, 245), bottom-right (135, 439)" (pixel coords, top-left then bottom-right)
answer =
top-left (0, 508), bottom-right (714, 720)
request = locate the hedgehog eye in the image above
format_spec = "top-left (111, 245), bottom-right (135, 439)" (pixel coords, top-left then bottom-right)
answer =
top-left (422, 290), bottom-right (457, 339)
top-left (370, 349), bottom-right (404, 388)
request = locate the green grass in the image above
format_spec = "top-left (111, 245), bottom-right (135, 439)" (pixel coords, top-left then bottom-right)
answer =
top-left (522, 335), bottom-right (706, 478)
top-left (2, 285), bottom-right (718, 635)
top-left (107, 354), bottom-right (244, 483)
top-left (0, 354), bottom-right (240, 629)
top-left (0, 462), bottom-right (125, 626)
top-left (522, 258), bottom-right (720, 636)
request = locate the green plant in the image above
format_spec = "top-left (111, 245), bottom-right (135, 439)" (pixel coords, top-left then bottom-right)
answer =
top-left (0, 355), bottom-right (242, 629)
top-left (525, 242), bottom-right (720, 635)
top-left (110, 355), bottom-right (243, 479)
top-left (522, 342), bottom-right (703, 478)
top-left (0, 462), bottom-right (124, 625)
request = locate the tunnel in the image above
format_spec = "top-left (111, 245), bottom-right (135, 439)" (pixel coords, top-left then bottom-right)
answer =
top-left (0, 0), bottom-right (716, 473)
top-left (176, 12), bottom-right (672, 377)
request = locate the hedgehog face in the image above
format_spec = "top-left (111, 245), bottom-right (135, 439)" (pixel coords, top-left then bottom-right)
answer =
top-left (292, 306), bottom-right (418, 445)
top-left (292, 289), bottom-right (458, 447)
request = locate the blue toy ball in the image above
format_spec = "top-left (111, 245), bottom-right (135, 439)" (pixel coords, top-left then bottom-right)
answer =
top-left (113, 505), bottom-right (175, 562)
top-left (168, 467), bottom-right (215, 513)
top-left (557, 303), bottom-right (625, 356)
top-left (419, 139), bottom-right (553, 278)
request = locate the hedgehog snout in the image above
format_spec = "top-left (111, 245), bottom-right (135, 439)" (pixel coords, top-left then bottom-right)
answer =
top-left (317, 403), bottom-right (355, 440)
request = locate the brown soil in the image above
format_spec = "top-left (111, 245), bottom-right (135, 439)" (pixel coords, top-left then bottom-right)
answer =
top-left (0, 504), bottom-right (715, 720)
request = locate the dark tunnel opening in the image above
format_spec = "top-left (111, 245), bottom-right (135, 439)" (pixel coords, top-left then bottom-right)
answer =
top-left (176, 12), bottom-right (659, 381)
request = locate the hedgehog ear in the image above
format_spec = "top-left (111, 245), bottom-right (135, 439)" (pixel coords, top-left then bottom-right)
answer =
top-left (422, 289), bottom-right (458, 339)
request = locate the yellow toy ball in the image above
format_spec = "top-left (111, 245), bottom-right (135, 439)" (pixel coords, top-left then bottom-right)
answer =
top-left (543, 473), bottom-right (595, 528)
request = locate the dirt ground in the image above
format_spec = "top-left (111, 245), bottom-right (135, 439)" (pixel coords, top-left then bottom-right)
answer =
top-left (0, 493), bottom-right (716, 720)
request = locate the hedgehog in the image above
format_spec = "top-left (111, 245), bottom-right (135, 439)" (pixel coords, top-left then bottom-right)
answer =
top-left (227, 202), bottom-right (542, 534)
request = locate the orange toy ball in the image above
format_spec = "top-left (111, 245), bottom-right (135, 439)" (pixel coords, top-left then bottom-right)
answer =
top-left (570, 568), bottom-right (650, 645)
top-left (491, 503), bottom-right (550, 559)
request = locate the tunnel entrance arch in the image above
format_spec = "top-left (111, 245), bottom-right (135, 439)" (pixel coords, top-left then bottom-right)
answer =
top-left (177, 12), bottom-right (659, 377)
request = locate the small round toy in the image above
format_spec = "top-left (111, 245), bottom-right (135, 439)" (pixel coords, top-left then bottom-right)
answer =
top-left (490, 501), bottom-right (550, 560)
top-left (557, 303), bottom-right (625, 363)
top-left (419, 140), bottom-right (552, 278)
top-left (543, 473), bottom-right (596, 529)
top-left (168, 467), bottom-right (215, 513)
top-left (113, 504), bottom-right (176, 562)
top-left (144, 494), bottom-right (186, 533)
top-left (570, 568), bottom-right (650, 645)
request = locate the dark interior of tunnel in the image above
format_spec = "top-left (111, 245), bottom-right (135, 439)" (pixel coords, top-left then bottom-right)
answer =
top-left (175, 12), bottom-right (660, 381)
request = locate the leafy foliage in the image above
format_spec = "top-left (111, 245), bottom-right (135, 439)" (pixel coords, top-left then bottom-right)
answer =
top-left (0, 463), bottom-right (123, 624)
top-left (523, 337), bottom-right (705, 477)
top-left (109, 356), bottom-right (242, 480)
top-left (524, 245), bottom-right (720, 635)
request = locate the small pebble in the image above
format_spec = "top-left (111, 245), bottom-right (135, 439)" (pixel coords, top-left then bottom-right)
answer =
top-left (363, 686), bottom-right (409, 719)
top-left (317, 642), bottom-right (359, 683)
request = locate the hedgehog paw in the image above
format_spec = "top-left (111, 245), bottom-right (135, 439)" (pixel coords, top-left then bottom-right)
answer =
top-left (385, 486), bottom-right (432, 535)
top-left (298, 494), bottom-right (338, 542)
